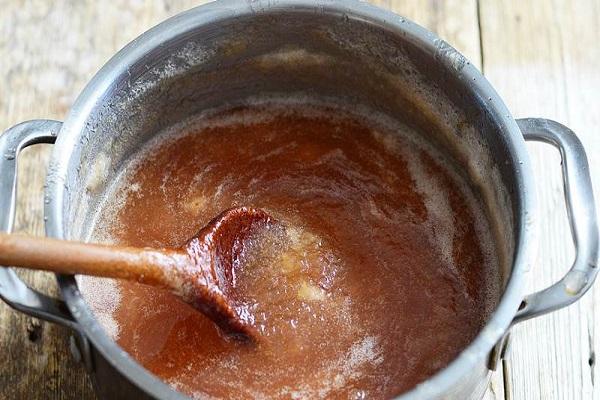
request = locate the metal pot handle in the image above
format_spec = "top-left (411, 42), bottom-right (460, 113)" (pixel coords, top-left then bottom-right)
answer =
top-left (0, 119), bottom-right (79, 331)
top-left (513, 118), bottom-right (599, 324)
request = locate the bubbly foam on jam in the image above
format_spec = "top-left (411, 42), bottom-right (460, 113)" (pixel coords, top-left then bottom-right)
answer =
top-left (80, 101), bottom-right (500, 399)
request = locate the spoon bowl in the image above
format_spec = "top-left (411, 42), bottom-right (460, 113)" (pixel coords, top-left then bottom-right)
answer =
top-left (0, 207), bottom-right (276, 339)
top-left (182, 207), bottom-right (275, 337)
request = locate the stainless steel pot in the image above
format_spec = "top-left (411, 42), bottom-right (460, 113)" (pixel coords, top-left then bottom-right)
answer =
top-left (0, 1), bottom-right (597, 399)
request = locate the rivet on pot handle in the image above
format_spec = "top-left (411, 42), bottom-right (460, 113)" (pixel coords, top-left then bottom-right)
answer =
top-left (0, 120), bottom-right (79, 331)
top-left (513, 118), bottom-right (599, 324)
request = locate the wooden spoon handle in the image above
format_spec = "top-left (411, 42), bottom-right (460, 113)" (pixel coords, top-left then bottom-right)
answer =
top-left (0, 232), bottom-right (188, 289)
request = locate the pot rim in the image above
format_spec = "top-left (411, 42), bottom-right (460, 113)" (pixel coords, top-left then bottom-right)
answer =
top-left (45, 1), bottom-right (538, 399)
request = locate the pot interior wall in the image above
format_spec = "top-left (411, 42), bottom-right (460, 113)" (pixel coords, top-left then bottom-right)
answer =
top-left (64, 9), bottom-right (518, 293)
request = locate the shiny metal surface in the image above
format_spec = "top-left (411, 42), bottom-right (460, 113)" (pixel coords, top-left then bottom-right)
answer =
top-left (0, 1), bottom-right (596, 399)
top-left (0, 120), bottom-right (78, 329)
top-left (514, 118), bottom-right (599, 323)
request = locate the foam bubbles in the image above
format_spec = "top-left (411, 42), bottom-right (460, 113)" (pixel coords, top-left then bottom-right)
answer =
top-left (79, 97), bottom-right (502, 398)
top-left (403, 149), bottom-right (455, 266)
top-left (77, 276), bottom-right (120, 340)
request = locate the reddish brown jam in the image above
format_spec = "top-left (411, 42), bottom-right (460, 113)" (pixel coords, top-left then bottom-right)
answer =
top-left (80, 103), bottom-right (500, 399)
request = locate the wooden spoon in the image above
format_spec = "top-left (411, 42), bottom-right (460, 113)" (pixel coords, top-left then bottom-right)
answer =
top-left (0, 207), bottom-right (274, 338)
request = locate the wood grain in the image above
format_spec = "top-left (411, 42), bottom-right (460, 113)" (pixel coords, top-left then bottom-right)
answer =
top-left (479, 1), bottom-right (600, 399)
top-left (1, 0), bottom-right (596, 399)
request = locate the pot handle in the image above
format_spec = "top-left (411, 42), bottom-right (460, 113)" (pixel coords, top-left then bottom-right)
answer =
top-left (513, 118), bottom-right (599, 324)
top-left (0, 120), bottom-right (79, 331)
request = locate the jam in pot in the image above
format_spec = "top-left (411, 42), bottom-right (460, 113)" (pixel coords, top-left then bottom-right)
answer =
top-left (80, 102), bottom-right (500, 399)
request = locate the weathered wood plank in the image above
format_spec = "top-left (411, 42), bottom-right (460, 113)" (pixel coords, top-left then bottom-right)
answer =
top-left (479, 0), bottom-right (600, 399)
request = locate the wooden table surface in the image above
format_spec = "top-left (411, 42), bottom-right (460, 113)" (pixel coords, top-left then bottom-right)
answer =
top-left (1, 1), bottom-right (598, 399)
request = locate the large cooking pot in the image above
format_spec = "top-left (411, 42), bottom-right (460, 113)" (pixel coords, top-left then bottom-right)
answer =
top-left (0, 1), bottom-right (597, 399)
